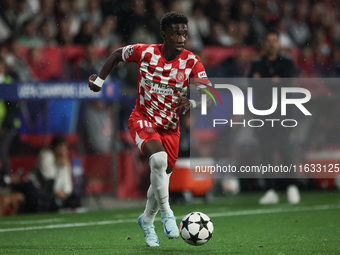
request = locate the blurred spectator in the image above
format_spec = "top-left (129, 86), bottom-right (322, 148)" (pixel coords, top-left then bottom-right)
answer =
top-left (0, 95), bottom-right (19, 189)
top-left (4, 37), bottom-right (35, 82)
top-left (80, 0), bottom-right (103, 29)
top-left (79, 43), bottom-right (100, 79)
top-left (82, 100), bottom-right (114, 154)
top-left (37, 19), bottom-right (57, 46)
top-left (128, 0), bottom-right (157, 44)
top-left (74, 19), bottom-right (95, 45)
top-left (221, 21), bottom-right (236, 47)
top-left (0, 44), bottom-right (6, 63)
top-left (0, 0), bottom-right (13, 43)
top-left (56, 17), bottom-right (74, 45)
top-left (40, 0), bottom-right (54, 15)
top-left (27, 136), bottom-right (76, 211)
top-left (209, 50), bottom-right (254, 78)
top-left (0, 60), bottom-right (21, 157)
top-left (68, 0), bottom-right (82, 37)
top-left (14, 0), bottom-right (34, 33)
top-left (0, 61), bottom-right (19, 181)
top-left (26, 0), bottom-right (40, 14)
top-left (2, 172), bottom-right (40, 214)
top-left (0, 58), bottom-right (15, 83)
top-left (276, 18), bottom-right (295, 50)
top-left (248, 30), bottom-right (300, 205)
top-left (297, 46), bottom-right (316, 77)
top-left (25, 47), bottom-right (45, 80)
top-left (0, 60), bottom-right (28, 215)
top-left (93, 16), bottom-right (121, 48)
top-left (187, 5), bottom-right (209, 50)
top-left (35, 0), bottom-right (56, 26)
top-left (248, 1), bottom-right (268, 47)
top-left (146, 0), bottom-right (165, 43)
top-left (55, 0), bottom-right (70, 24)
top-left (205, 22), bottom-right (227, 46)
top-left (234, 0), bottom-right (254, 23)
top-left (285, 2), bottom-right (310, 47)
top-left (19, 18), bottom-right (43, 48)
top-left (237, 20), bottom-right (251, 46)
top-left (0, 0), bottom-right (16, 32)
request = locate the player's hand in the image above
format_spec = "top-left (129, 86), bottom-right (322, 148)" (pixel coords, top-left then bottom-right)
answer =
top-left (176, 93), bottom-right (190, 115)
top-left (88, 74), bottom-right (102, 92)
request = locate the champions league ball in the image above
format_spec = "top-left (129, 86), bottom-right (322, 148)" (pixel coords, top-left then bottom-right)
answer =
top-left (179, 212), bottom-right (214, 246)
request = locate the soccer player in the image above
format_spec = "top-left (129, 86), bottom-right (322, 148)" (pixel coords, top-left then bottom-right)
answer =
top-left (88, 12), bottom-right (210, 247)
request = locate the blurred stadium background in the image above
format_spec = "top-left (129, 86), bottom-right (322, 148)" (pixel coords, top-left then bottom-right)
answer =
top-left (1, 0), bottom-right (340, 213)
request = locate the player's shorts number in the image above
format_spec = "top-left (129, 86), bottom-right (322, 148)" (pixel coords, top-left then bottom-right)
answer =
top-left (137, 120), bottom-right (152, 129)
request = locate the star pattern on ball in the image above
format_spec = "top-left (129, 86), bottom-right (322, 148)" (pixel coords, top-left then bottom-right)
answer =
top-left (181, 218), bottom-right (190, 231)
top-left (198, 216), bottom-right (210, 231)
top-left (187, 231), bottom-right (200, 245)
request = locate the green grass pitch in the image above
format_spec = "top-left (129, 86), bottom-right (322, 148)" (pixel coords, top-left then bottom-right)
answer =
top-left (0, 191), bottom-right (339, 255)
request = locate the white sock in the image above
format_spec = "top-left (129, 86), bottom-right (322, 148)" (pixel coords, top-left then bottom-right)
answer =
top-left (143, 185), bottom-right (159, 222)
top-left (143, 172), bottom-right (172, 222)
top-left (149, 151), bottom-right (171, 214)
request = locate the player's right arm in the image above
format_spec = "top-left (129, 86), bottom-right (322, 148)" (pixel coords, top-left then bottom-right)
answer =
top-left (88, 48), bottom-right (123, 92)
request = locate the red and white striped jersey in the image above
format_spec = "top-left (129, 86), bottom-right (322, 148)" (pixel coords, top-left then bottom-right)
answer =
top-left (122, 44), bottom-right (208, 131)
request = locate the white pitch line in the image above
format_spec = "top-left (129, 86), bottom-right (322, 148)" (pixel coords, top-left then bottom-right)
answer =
top-left (0, 205), bottom-right (339, 233)
top-left (0, 219), bottom-right (133, 233)
top-left (0, 218), bottom-right (64, 225)
top-left (206, 204), bottom-right (340, 218)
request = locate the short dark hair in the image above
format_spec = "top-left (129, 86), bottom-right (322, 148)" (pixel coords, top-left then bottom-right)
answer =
top-left (160, 12), bottom-right (188, 32)
top-left (266, 29), bottom-right (279, 37)
top-left (51, 136), bottom-right (67, 150)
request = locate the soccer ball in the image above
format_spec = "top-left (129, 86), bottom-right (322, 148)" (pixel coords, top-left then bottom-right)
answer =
top-left (179, 212), bottom-right (214, 246)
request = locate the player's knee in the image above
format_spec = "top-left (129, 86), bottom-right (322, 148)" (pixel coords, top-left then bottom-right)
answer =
top-left (149, 151), bottom-right (168, 172)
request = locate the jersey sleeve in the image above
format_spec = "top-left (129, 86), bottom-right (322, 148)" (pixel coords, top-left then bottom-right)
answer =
top-left (121, 44), bottom-right (144, 64)
top-left (190, 58), bottom-right (208, 79)
top-left (190, 57), bottom-right (211, 88)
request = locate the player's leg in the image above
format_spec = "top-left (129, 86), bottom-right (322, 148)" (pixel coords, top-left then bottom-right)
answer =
top-left (142, 185), bottom-right (158, 223)
top-left (129, 113), bottom-right (161, 246)
top-left (143, 140), bottom-right (172, 214)
top-left (153, 131), bottom-right (180, 239)
top-left (128, 111), bottom-right (179, 242)
top-left (143, 170), bottom-right (172, 223)
top-left (142, 140), bottom-right (179, 239)
top-left (137, 169), bottom-right (174, 246)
